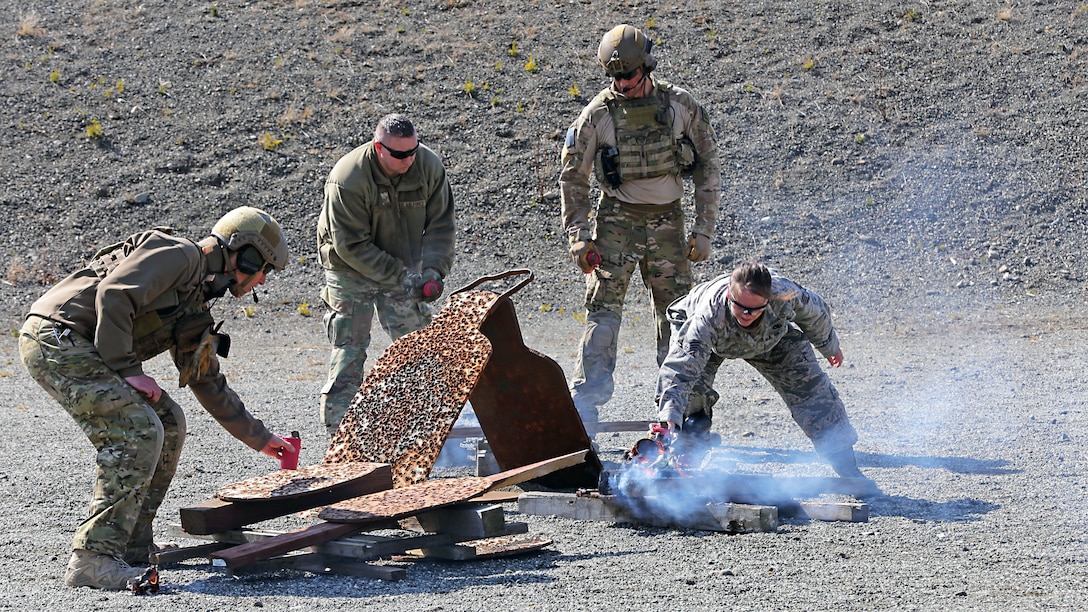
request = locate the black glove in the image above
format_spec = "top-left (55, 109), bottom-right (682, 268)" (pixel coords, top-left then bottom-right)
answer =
top-left (420, 268), bottom-right (444, 302)
top-left (402, 269), bottom-right (424, 299)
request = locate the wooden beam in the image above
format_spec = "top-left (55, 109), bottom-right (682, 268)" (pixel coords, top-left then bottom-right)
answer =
top-left (148, 542), bottom-right (230, 565)
top-left (211, 522), bottom-right (363, 568)
top-left (783, 501), bottom-right (870, 522)
top-left (316, 532), bottom-right (456, 560)
top-left (451, 421), bottom-right (652, 438)
top-left (467, 489), bottom-right (521, 504)
top-left (602, 471), bottom-right (878, 503)
top-left (484, 449), bottom-right (589, 489)
top-left (212, 452), bottom-right (585, 569)
top-left (517, 491), bottom-right (777, 533)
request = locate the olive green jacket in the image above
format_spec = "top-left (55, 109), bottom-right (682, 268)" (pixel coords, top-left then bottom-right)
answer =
top-left (318, 142), bottom-right (456, 286)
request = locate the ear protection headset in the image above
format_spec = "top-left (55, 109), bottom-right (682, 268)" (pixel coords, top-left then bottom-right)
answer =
top-left (236, 245), bottom-right (268, 275)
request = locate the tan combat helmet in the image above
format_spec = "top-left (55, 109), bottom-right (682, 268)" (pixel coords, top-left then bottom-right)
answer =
top-left (211, 206), bottom-right (289, 272)
top-left (597, 24), bottom-right (657, 77)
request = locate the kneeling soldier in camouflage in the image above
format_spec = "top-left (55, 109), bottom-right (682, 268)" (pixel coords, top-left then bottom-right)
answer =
top-left (655, 261), bottom-right (880, 495)
top-left (19, 206), bottom-right (299, 589)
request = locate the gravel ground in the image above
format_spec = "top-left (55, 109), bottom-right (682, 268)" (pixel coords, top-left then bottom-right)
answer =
top-left (2, 305), bottom-right (1087, 610)
top-left (1, 0), bottom-right (1087, 610)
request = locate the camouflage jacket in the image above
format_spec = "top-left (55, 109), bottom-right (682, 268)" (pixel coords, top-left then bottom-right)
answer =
top-left (318, 141), bottom-right (456, 287)
top-left (559, 77), bottom-right (722, 242)
top-left (25, 231), bottom-right (273, 451)
top-left (656, 272), bottom-right (840, 425)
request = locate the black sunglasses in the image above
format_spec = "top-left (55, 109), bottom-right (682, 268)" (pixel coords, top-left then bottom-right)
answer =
top-left (728, 295), bottom-right (768, 316)
top-left (611, 68), bottom-right (640, 81)
top-left (378, 140), bottom-right (419, 160)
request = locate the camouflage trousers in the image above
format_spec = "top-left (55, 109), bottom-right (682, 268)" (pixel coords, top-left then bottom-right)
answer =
top-left (320, 269), bottom-right (432, 434)
top-left (569, 198), bottom-right (693, 421)
top-left (685, 325), bottom-right (858, 454)
top-left (18, 316), bottom-right (184, 557)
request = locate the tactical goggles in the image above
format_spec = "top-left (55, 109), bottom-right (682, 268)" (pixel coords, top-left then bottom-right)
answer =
top-left (378, 140), bottom-right (419, 160)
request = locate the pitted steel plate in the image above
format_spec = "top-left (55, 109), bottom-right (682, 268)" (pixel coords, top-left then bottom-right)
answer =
top-left (462, 535), bottom-right (554, 558)
top-left (215, 462), bottom-right (383, 502)
top-left (319, 476), bottom-right (493, 522)
top-left (324, 290), bottom-right (501, 487)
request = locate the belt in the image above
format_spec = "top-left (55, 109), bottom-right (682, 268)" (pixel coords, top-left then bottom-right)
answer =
top-left (26, 315), bottom-right (79, 345)
top-left (615, 199), bottom-right (680, 215)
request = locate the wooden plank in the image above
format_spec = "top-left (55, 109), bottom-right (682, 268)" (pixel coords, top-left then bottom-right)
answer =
top-left (317, 532), bottom-right (457, 559)
top-left (211, 522), bottom-right (362, 568)
top-left (149, 542), bottom-right (230, 565)
top-left (705, 503), bottom-right (778, 533)
top-left (788, 501), bottom-right (870, 522)
top-left (602, 471), bottom-right (878, 503)
top-left (179, 464), bottom-right (393, 535)
top-left (451, 421), bottom-right (652, 438)
top-left (468, 489), bottom-right (521, 504)
top-left (484, 449), bottom-right (589, 489)
top-left (215, 452), bottom-right (586, 569)
top-left (517, 491), bottom-right (776, 533)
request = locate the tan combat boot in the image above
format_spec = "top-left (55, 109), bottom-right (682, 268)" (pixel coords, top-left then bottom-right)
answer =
top-left (64, 549), bottom-right (149, 590)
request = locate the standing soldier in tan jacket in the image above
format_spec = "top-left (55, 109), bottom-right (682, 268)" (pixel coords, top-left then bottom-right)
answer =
top-left (18, 207), bottom-right (298, 590)
top-left (560, 24), bottom-right (722, 426)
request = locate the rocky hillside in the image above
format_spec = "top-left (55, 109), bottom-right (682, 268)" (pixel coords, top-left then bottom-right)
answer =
top-left (2, 1), bottom-right (1086, 326)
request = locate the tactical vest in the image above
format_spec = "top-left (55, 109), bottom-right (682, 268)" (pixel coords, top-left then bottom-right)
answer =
top-left (596, 83), bottom-right (697, 188)
top-left (88, 231), bottom-right (214, 363)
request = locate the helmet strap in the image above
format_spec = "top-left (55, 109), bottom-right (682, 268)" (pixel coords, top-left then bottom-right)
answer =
top-left (199, 236), bottom-right (238, 299)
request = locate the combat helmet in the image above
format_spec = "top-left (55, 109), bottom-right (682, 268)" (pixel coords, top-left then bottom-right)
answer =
top-left (211, 206), bottom-right (289, 273)
top-left (597, 24), bottom-right (657, 78)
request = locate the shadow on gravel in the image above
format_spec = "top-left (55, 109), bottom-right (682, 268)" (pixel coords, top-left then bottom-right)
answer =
top-left (170, 553), bottom-right (570, 596)
top-left (715, 446), bottom-right (1018, 476)
top-left (867, 495), bottom-right (1000, 523)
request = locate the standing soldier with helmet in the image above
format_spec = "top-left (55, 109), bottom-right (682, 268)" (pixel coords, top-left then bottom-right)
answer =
top-left (317, 113), bottom-right (456, 436)
top-left (560, 24), bottom-right (723, 426)
top-left (18, 206), bottom-right (299, 590)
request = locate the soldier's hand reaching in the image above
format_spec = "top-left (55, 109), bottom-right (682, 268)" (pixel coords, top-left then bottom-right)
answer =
top-left (261, 434), bottom-right (295, 460)
top-left (125, 374), bottom-right (163, 403)
top-left (685, 232), bottom-right (711, 262)
top-left (569, 239), bottom-right (601, 273)
top-left (827, 349), bottom-right (844, 368)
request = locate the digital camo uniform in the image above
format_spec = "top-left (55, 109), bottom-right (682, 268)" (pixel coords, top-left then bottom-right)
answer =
top-left (317, 140), bottom-right (455, 433)
top-left (19, 229), bottom-right (276, 565)
top-left (560, 77), bottom-right (722, 421)
top-left (655, 272), bottom-right (859, 455)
